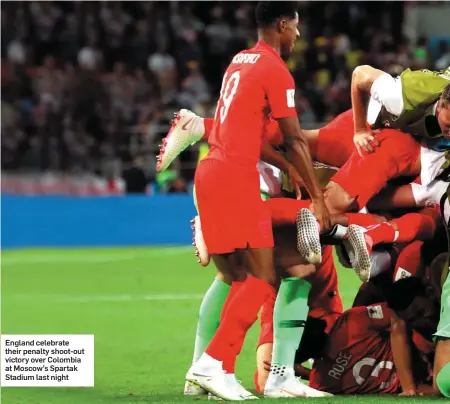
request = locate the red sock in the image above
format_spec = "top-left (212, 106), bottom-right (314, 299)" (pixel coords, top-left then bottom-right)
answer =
top-left (391, 213), bottom-right (436, 243)
top-left (206, 277), bottom-right (275, 362)
top-left (365, 222), bottom-right (396, 246)
top-left (345, 213), bottom-right (382, 227)
top-left (257, 292), bottom-right (275, 348)
top-left (220, 281), bottom-right (244, 322)
top-left (220, 281), bottom-right (245, 374)
top-left (264, 198), bottom-right (310, 225)
top-left (202, 118), bottom-right (214, 141)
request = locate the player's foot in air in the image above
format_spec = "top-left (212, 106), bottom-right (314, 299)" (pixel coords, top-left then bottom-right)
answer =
top-left (296, 208), bottom-right (322, 264)
top-left (264, 368), bottom-right (332, 398)
top-left (191, 216), bottom-right (210, 266)
top-left (343, 225), bottom-right (373, 282)
top-left (157, 109), bottom-right (204, 172)
top-left (186, 362), bottom-right (244, 401)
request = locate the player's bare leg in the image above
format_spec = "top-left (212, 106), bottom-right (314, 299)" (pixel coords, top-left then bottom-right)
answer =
top-left (323, 181), bottom-right (359, 214)
top-left (368, 184), bottom-right (417, 211)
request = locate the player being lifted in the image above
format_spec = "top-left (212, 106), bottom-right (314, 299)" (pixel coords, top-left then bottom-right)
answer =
top-left (186, 2), bottom-right (331, 400)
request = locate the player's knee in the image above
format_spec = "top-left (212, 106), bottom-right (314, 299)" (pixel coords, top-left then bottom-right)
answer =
top-left (325, 182), bottom-right (358, 214)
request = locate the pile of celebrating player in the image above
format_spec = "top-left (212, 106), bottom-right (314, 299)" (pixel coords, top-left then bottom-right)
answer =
top-left (156, 2), bottom-right (450, 400)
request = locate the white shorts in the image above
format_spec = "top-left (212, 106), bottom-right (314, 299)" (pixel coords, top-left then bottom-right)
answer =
top-left (258, 161), bottom-right (283, 197)
top-left (420, 146), bottom-right (446, 186)
top-left (411, 179), bottom-right (449, 221)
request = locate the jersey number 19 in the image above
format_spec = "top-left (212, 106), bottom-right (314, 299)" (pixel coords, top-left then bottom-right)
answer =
top-left (216, 71), bottom-right (241, 123)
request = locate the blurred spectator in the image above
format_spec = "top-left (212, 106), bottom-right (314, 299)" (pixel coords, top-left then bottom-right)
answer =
top-left (168, 178), bottom-right (189, 194)
top-left (122, 155), bottom-right (149, 194)
top-left (435, 40), bottom-right (450, 70)
top-left (78, 35), bottom-right (103, 71)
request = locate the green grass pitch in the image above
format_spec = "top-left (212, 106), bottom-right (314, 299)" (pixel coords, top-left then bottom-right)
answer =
top-left (1, 247), bottom-right (446, 404)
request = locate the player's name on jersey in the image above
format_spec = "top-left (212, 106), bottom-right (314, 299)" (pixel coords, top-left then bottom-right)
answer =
top-left (231, 53), bottom-right (261, 65)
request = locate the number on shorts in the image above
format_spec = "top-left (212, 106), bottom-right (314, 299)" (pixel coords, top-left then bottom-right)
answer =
top-left (217, 71), bottom-right (240, 123)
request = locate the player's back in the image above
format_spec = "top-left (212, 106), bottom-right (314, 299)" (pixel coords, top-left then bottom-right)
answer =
top-left (206, 41), bottom-right (292, 170)
top-left (309, 305), bottom-right (400, 394)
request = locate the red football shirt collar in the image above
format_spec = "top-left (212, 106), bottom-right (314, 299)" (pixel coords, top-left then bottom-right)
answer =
top-left (253, 40), bottom-right (283, 60)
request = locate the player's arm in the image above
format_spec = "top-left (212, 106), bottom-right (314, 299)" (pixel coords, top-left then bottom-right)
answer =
top-left (264, 69), bottom-right (330, 229)
top-left (390, 312), bottom-right (417, 395)
top-left (260, 140), bottom-right (304, 197)
top-left (351, 65), bottom-right (402, 156)
top-left (278, 117), bottom-right (330, 229)
top-left (351, 65), bottom-right (385, 133)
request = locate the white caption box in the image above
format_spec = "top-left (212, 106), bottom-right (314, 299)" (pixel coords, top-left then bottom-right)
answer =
top-left (1, 334), bottom-right (94, 387)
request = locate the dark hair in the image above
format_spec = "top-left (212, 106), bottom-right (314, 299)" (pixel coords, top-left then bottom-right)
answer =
top-left (440, 83), bottom-right (450, 109)
top-left (386, 277), bottom-right (426, 312)
top-left (255, 1), bottom-right (298, 28)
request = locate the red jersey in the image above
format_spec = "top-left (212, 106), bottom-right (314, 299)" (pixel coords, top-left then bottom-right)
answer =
top-left (309, 304), bottom-right (401, 395)
top-left (206, 41), bottom-right (297, 169)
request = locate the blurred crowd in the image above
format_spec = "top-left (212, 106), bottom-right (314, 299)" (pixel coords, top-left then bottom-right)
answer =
top-left (2, 1), bottom-right (450, 194)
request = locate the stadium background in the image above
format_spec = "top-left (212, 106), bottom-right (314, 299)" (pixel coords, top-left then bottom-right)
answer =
top-left (1, 1), bottom-right (450, 403)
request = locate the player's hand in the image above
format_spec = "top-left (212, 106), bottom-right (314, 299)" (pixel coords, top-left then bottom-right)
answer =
top-left (353, 129), bottom-right (380, 157)
top-left (287, 164), bottom-right (304, 200)
top-left (399, 388), bottom-right (418, 396)
top-left (310, 197), bottom-right (331, 232)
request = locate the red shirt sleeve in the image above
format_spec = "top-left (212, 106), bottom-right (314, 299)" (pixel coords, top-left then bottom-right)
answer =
top-left (263, 64), bottom-right (297, 119)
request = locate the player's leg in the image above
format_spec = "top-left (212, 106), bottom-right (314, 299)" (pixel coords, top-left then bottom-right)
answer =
top-left (264, 226), bottom-right (332, 398)
top-left (434, 265), bottom-right (450, 397)
top-left (314, 109), bottom-right (356, 167)
top-left (187, 250), bottom-right (260, 401)
top-left (185, 269), bottom-right (231, 396)
top-left (326, 129), bottom-right (421, 213)
top-left (265, 198), bottom-right (322, 264)
top-left (434, 339), bottom-right (450, 397)
top-left (345, 208), bottom-right (439, 281)
top-left (187, 161), bottom-right (261, 400)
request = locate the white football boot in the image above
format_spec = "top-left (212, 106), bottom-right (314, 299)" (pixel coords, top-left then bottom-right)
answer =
top-left (264, 367), bottom-right (332, 398)
top-left (184, 378), bottom-right (207, 396)
top-left (156, 109), bottom-right (204, 172)
top-left (343, 225), bottom-right (373, 282)
top-left (191, 215), bottom-right (210, 266)
top-left (186, 355), bottom-right (243, 401)
top-left (296, 208), bottom-right (322, 264)
top-left (208, 375), bottom-right (258, 400)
